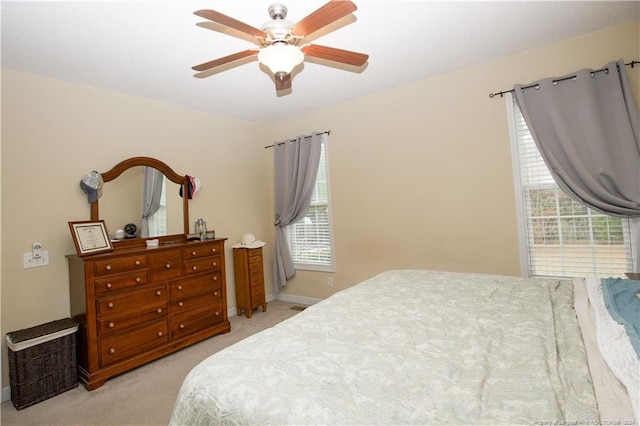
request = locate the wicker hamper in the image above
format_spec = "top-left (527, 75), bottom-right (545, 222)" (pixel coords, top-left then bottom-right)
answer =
top-left (6, 318), bottom-right (79, 410)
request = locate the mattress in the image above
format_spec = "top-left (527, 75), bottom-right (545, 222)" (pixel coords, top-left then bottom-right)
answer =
top-left (170, 269), bottom-right (601, 425)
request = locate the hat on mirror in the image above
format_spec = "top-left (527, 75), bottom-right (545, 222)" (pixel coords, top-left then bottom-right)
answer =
top-left (232, 233), bottom-right (266, 249)
top-left (79, 171), bottom-right (104, 203)
top-left (179, 175), bottom-right (201, 199)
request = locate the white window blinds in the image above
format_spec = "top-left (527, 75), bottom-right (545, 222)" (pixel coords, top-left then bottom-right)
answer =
top-left (286, 135), bottom-right (334, 271)
top-left (508, 94), bottom-right (633, 278)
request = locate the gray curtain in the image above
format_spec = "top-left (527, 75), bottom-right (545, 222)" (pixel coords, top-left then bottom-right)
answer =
top-left (514, 59), bottom-right (640, 270)
top-left (273, 132), bottom-right (323, 291)
top-left (140, 166), bottom-right (164, 238)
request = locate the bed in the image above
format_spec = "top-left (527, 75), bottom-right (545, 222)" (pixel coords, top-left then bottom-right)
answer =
top-left (170, 269), bottom-right (639, 425)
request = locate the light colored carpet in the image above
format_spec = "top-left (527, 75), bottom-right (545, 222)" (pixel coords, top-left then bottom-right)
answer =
top-left (1, 300), bottom-right (304, 425)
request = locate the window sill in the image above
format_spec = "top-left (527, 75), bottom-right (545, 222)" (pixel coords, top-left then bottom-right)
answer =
top-left (293, 263), bottom-right (335, 273)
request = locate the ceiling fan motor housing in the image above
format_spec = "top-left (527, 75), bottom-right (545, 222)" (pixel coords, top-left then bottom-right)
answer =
top-left (268, 3), bottom-right (288, 20)
top-left (262, 3), bottom-right (296, 44)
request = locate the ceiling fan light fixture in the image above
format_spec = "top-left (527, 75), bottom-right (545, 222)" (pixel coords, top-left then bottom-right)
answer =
top-left (258, 43), bottom-right (304, 76)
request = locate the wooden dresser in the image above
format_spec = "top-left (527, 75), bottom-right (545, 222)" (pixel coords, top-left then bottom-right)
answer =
top-left (67, 238), bottom-right (230, 390)
top-left (233, 247), bottom-right (267, 318)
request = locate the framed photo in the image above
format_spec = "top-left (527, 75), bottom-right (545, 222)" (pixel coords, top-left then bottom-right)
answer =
top-left (68, 220), bottom-right (113, 256)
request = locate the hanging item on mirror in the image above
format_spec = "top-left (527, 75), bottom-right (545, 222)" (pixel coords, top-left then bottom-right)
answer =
top-left (179, 175), bottom-right (201, 199)
top-left (79, 171), bottom-right (104, 203)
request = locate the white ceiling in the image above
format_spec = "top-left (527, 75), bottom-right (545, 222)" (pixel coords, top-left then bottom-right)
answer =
top-left (2, 1), bottom-right (639, 123)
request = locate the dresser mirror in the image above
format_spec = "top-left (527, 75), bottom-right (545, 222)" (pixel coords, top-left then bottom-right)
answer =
top-left (90, 157), bottom-right (189, 246)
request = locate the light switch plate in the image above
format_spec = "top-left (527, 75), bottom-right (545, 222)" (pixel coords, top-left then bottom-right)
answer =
top-left (23, 250), bottom-right (49, 268)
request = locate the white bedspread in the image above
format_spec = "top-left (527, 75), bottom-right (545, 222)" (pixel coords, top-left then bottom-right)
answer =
top-left (170, 270), bottom-right (599, 425)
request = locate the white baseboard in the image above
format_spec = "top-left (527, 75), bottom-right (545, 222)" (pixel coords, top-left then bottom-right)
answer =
top-left (276, 293), bottom-right (321, 306)
top-left (2, 385), bottom-right (10, 402)
top-left (227, 306), bottom-right (237, 318)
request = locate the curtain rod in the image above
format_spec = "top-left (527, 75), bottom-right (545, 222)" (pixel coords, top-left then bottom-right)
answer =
top-left (264, 130), bottom-right (331, 149)
top-left (488, 60), bottom-right (640, 99)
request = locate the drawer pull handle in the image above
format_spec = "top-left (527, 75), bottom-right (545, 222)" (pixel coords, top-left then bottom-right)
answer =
top-left (211, 248), bottom-right (217, 253)
top-left (214, 291), bottom-right (219, 297)
top-left (212, 262), bottom-right (217, 267)
top-left (135, 260), bottom-right (141, 266)
top-left (156, 290), bottom-right (162, 296)
top-left (108, 322), bottom-right (115, 328)
top-left (192, 266), bottom-right (198, 271)
top-left (215, 311), bottom-right (220, 316)
top-left (136, 277), bottom-right (141, 283)
top-left (213, 276), bottom-right (218, 281)
top-left (165, 263), bottom-right (171, 269)
top-left (177, 285), bottom-right (183, 291)
top-left (191, 251), bottom-right (196, 256)
top-left (157, 308), bottom-right (163, 314)
top-left (178, 302), bottom-right (184, 307)
top-left (109, 348), bottom-right (115, 354)
top-left (157, 331), bottom-right (163, 337)
top-left (107, 302), bottom-right (114, 309)
top-left (105, 265), bottom-right (112, 271)
top-left (106, 283), bottom-right (112, 289)
top-left (179, 324), bottom-right (185, 329)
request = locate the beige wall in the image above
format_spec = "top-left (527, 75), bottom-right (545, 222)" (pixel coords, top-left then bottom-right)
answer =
top-left (0, 72), bottom-right (266, 387)
top-left (1, 20), bottom-right (638, 389)
top-left (262, 20), bottom-right (640, 300)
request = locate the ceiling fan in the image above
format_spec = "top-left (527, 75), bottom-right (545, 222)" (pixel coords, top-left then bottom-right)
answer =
top-left (192, 0), bottom-right (369, 92)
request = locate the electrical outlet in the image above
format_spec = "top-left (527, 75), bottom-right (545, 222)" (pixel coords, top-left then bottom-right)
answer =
top-left (32, 242), bottom-right (42, 259)
top-left (327, 277), bottom-right (334, 287)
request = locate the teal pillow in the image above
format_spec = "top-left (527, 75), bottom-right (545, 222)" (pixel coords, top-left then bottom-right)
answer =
top-left (601, 278), bottom-right (640, 357)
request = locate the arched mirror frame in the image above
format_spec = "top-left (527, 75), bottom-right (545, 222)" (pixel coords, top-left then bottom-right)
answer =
top-left (90, 156), bottom-right (189, 248)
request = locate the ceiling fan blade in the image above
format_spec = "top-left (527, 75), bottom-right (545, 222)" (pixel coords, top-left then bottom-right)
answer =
top-left (275, 73), bottom-right (292, 91)
top-left (193, 49), bottom-right (259, 72)
top-left (302, 44), bottom-right (368, 66)
top-left (194, 9), bottom-right (267, 39)
top-left (292, 0), bottom-right (357, 37)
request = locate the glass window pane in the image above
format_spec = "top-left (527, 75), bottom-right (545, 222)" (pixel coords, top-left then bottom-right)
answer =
top-left (287, 136), bottom-right (333, 269)
top-left (509, 98), bottom-right (632, 278)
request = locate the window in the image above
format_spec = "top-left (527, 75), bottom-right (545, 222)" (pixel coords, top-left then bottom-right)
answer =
top-left (507, 94), bottom-right (633, 278)
top-left (147, 178), bottom-right (167, 237)
top-left (285, 134), bottom-right (335, 272)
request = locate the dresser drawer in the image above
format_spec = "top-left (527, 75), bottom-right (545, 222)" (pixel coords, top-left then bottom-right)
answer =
top-left (99, 320), bottom-right (169, 366)
top-left (93, 255), bottom-right (147, 277)
top-left (97, 303), bottom-right (167, 336)
top-left (249, 262), bottom-right (262, 275)
top-left (248, 249), bottom-right (262, 264)
top-left (149, 250), bottom-right (183, 282)
top-left (183, 241), bottom-right (223, 260)
top-left (170, 302), bottom-right (224, 339)
top-left (170, 273), bottom-right (222, 299)
top-left (96, 284), bottom-right (167, 319)
top-left (250, 272), bottom-right (263, 287)
top-left (170, 292), bottom-right (221, 315)
top-left (250, 285), bottom-right (265, 298)
top-left (94, 271), bottom-right (149, 295)
top-left (183, 255), bottom-right (222, 276)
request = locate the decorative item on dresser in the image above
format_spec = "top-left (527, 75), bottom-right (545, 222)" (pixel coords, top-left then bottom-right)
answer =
top-left (67, 156), bottom-right (231, 390)
top-left (232, 233), bottom-right (267, 318)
